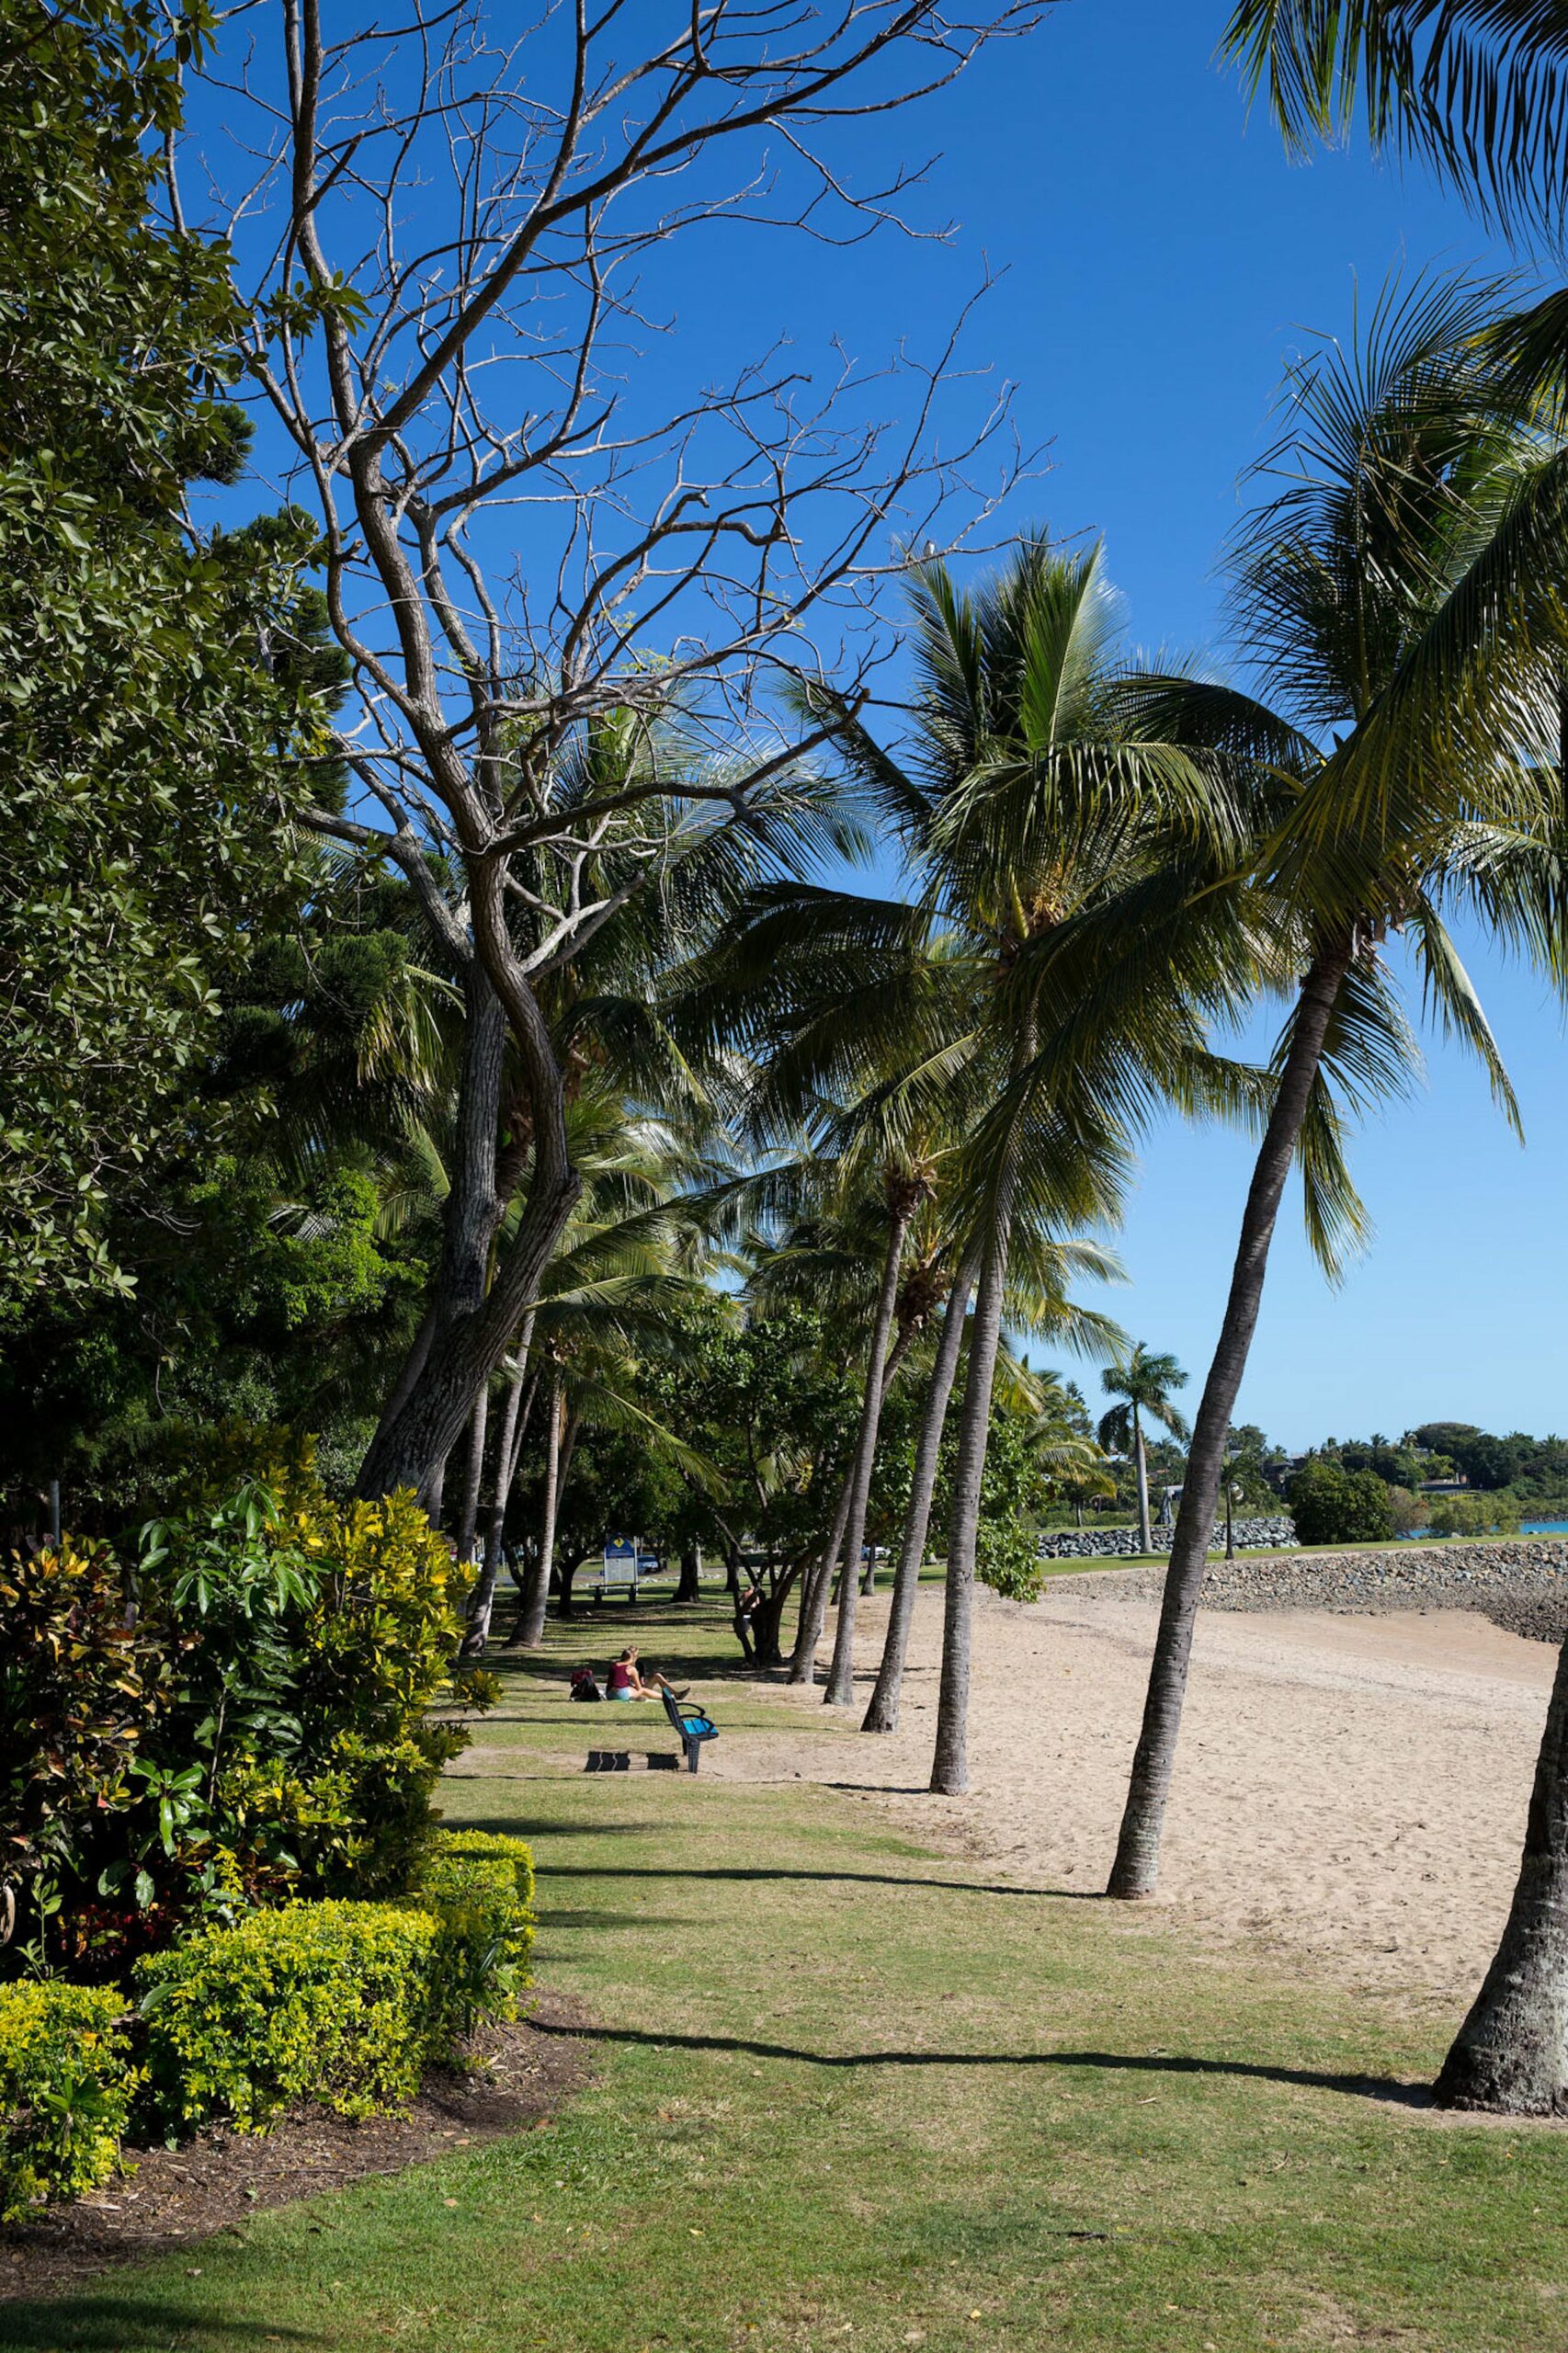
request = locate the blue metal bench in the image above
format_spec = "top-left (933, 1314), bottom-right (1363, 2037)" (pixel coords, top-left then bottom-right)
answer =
top-left (660, 1684), bottom-right (718, 1773)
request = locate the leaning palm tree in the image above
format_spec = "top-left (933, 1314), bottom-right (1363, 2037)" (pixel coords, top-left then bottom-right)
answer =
top-left (1106, 275), bottom-right (1568, 1907)
top-left (1098, 1345), bottom-right (1190, 1554)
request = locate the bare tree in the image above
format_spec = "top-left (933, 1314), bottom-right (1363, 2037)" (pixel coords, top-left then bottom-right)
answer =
top-left (192, 0), bottom-right (1040, 1501)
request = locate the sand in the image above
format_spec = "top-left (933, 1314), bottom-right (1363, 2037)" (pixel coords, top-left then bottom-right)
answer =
top-left (709, 1574), bottom-right (1558, 2008)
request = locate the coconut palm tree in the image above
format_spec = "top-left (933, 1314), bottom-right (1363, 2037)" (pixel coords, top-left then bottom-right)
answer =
top-left (803, 538), bottom-right (1290, 1796)
top-left (1106, 276), bottom-right (1568, 1907)
top-left (1098, 1346), bottom-right (1191, 1554)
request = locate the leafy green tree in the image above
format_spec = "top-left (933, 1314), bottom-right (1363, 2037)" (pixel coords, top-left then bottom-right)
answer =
top-left (0, 2), bottom-right (324, 1306)
top-left (1287, 1459), bottom-right (1394, 1547)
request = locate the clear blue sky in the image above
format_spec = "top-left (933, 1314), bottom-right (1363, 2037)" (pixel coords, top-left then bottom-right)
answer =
top-left (785, 0), bottom-right (1566, 1451)
top-left (199, 1), bottom-right (1567, 1449)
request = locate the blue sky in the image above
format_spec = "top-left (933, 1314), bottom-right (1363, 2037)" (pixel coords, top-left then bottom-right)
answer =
top-left (199, 2), bottom-right (1567, 1449)
top-left (803, 0), bottom-right (1567, 1450)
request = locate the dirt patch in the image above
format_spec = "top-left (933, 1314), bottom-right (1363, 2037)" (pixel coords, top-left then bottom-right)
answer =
top-left (0, 1986), bottom-right (593, 2302)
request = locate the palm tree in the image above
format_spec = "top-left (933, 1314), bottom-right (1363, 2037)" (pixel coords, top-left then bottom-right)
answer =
top-left (1106, 277), bottom-right (1568, 1905)
top-left (1097, 1346), bottom-right (1190, 1554)
top-left (806, 539), bottom-right (1281, 1796)
top-left (1224, 1), bottom-right (1568, 2120)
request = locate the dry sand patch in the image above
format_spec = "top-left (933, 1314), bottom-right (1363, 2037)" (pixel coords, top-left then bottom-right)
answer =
top-left (711, 1576), bottom-right (1556, 2007)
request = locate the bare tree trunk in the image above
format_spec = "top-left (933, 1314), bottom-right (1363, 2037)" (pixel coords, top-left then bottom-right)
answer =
top-left (1107, 940), bottom-right (1352, 1897)
top-left (509, 1372), bottom-right (563, 1650)
top-left (1435, 1629), bottom-right (1568, 2112)
top-left (1133, 1410), bottom-right (1151, 1554)
top-left (863, 1256), bottom-right (976, 1733)
top-left (455, 1381), bottom-right (490, 1564)
top-left (674, 1547), bottom-right (700, 1603)
top-left (929, 1223), bottom-right (1010, 1795)
top-left (823, 1199), bottom-right (914, 1707)
top-left (461, 1330), bottom-right (538, 1658)
top-left (368, 1297), bottom-right (437, 1464)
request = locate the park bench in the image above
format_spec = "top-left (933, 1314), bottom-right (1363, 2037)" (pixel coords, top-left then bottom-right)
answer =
top-left (660, 1683), bottom-right (719, 1773)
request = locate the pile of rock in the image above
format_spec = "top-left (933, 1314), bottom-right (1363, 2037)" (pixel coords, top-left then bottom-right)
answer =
top-left (1038, 1518), bottom-right (1295, 1561)
top-left (1097, 1538), bottom-right (1568, 1644)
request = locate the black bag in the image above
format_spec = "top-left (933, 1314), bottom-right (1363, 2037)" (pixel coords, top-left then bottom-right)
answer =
top-left (569, 1664), bottom-right (603, 1702)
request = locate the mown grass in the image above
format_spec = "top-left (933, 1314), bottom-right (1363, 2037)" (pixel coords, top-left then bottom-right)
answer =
top-left (9, 1595), bottom-right (1567, 2353)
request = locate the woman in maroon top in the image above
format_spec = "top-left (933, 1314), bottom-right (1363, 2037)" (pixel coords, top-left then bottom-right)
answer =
top-left (606, 1647), bottom-right (684, 1701)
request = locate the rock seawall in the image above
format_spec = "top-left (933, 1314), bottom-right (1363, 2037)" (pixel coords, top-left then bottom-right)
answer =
top-left (1096, 1539), bottom-right (1568, 1645)
top-left (1040, 1518), bottom-right (1295, 1560)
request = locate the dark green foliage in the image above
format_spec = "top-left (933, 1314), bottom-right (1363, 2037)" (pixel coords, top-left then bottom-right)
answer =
top-left (1288, 1458), bottom-right (1394, 1546)
top-left (134, 1901), bottom-right (439, 2132)
top-left (0, 0), bottom-right (329, 1305)
top-left (0, 1981), bottom-right (134, 2219)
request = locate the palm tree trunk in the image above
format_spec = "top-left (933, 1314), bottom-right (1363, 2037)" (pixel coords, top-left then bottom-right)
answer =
top-left (788, 1324), bottom-right (919, 1687)
top-left (455, 1381), bottom-right (490, 1564)
top-left (1107, 939), bottom-right (1352, 1897)
top-left (786, 1471), bottom-right (856, 1685)
top-left (1133, 1409), bottom-right (1151, 1554)
top-left (929, 1220), bottom-right (1011, 1796)
top-left (1434, 1628), bottom-right (1568, 2113)
top-left (862, 1254), bottom-right (977, 1734)
top-left (508, 1371), bottom-right (563, 1650)
top-left (461, 1329), bottom-right (537, 1659)
top-left (823, 1199), bottom-right (915, 1707)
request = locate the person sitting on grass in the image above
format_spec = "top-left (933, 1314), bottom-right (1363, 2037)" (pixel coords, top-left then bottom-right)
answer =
top-left (606, 1646), bottom-right (687, 1702)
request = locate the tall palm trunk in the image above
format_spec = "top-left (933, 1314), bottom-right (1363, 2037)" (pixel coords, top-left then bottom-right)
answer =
top-left (455, 1381), bottom-right (490, 1564)
top-left (509, 1370), bottom-right (563, 1650)
top-left (1133, 1408), bottom-right (1151, 1553)
top-left (823, 1197), bottom-right (915, 1707)
top-left (786, 1469), bottom-right (857, 1685)
top-left (788, 1324), bottom-right (919, 1686)
top-left (461, 1324), bottom-right (537, 1658)
top-left (862, 1254), bottom-right (977, 1734)
top-left (1502, 721), bottom-right (1568, 2096)
top-left (1107, 939), bottom-right (1352, 1897)
top-left (929, 1219), bottom-right (1011, 1796)
top-left (1434, 1628), bottom-right (1568, 2113)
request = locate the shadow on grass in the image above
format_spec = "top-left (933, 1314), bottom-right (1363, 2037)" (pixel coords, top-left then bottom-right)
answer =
top-left (528, 1858), bottom-right (1095, 1901)
top-left (531, 2019), bottom-right (1430, 2109)
top-left (0, 2305), bottom-right (319, 2349)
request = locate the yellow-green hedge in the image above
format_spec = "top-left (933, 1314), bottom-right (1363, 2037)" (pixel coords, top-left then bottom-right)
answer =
top-left (0, 1982), bottom-right (135, 2220)
top-left (134, 1900), bottom-right (438, 2132)
top-left (408, 1837), bottom-right (535, 2045)
top-left (429, 1827), bottom-right (535, 1910)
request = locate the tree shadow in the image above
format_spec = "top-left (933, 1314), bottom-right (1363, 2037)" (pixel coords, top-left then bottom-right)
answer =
top-left (529, 2019), bottom-right (1429, 2109)
top-left (531, 1859), bottom-right (1092, 1900)
top-left (0, 2303), bottom-right (319, 2350)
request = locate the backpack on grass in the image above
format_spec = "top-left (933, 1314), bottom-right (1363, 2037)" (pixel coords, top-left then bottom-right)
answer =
top-left (569, 1663), bottom-right (604, 1702)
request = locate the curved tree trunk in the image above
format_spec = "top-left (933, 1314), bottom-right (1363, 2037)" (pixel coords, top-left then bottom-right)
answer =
top-left (929, 1224), bottom-right (1010, 1795)
top-left (461, 1332), bottom-right (538, 1658)
top-left (1107, 940), bottom-right (1352, 1897)
top-left (823, 1199), bottom-right (915, 1707)
top-left (1434, 1628), bottom-right (1568, 2112)
top-left (862, 1255), bottom-right (976, 1733)
top-left (455, 1381), bottom-right (490, 1565)
top-left (508, 1371), bottom-right (563, 1649)
top-left (1133, 1409), bottom-right (1151, 1554)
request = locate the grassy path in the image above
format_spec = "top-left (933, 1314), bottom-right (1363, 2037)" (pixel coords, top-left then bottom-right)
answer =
top-left (8, 1599), bottom-right (1568, 2352)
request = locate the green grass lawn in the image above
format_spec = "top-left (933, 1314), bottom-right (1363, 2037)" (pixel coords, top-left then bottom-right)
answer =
top-left (8, 1597), bottom-right (1568, 2352)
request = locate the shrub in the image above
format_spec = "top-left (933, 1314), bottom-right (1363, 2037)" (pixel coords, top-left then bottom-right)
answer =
top-left (135, 1900), bottom-right (437, 2132)
top-left (975, 1520), bottom-right (1046, 1603)
top-left (408, 1845), bottom-right (535, 2047)
top-left (0, 1982), bottom-right (135, 2219)
top-left (429, 1828), bottom-right (536, 1912)
top-left (1430, 1494), bottom-right (1522, 1539)
top-left (1287, 1460), bottom-right (1393, 1547)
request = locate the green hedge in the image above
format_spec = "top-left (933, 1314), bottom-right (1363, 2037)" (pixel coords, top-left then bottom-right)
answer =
top-left (0, 1982), bottom-right (135, 2220)
top-left (428, 1827), bottom-right (536, 1910)
top-left (409, 1840), bottom-right (535, 2046)
top-left (135, 1900), bottom-right (438, 2132)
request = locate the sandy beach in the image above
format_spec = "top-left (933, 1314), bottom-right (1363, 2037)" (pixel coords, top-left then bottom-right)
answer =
top-left (712, 1573), bottom-right (1558, 2008)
